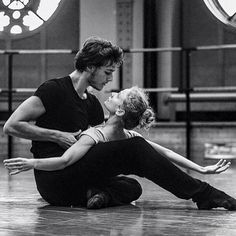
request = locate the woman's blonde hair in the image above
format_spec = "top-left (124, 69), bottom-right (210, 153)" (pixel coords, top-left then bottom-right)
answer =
top-left (121, 87), bottom-right (155, 130)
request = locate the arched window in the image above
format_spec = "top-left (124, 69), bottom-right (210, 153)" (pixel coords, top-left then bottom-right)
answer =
top-left (0, 0), bottom-right (63, 39)
top-left (203, 0), bottom-right (236, 28)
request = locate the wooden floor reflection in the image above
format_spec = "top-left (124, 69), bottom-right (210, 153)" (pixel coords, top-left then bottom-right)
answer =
top-left (0, 164), bottom-right (236, 236)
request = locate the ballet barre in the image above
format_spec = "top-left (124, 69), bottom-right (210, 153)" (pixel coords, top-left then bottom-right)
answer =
top-left (1, 43), bottom-right (236, 55)
top-left (166, 92), bottom-right (236, 103)
top-left (122, 44), bottom-right (236, 53)
top-left (3, 45), bottom-right (236, 160)
top-left (0, 49), bottom-right (78, 54)
top-left (196, 44), bottom-right (236, 51)
top-left (123, 47), bottom-right (182, 53)
top-left (0, 88), bottom-right (36, 93)
top-left (146, 86), bottom-right (236, 93)
top-left (109, 86), bottom-right (236, 93)
top-left (192, 86), bottom-right (236, 92)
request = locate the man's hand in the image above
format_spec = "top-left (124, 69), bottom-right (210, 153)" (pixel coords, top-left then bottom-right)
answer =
top-left (3, 157), bottom-right (35, 175)
top-left (202, 159), bottom-right (231, 174)
top-left (55, 130), bottom-right (82, 149)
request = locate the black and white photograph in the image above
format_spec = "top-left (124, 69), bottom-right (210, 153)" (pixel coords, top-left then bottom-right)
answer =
top-left (0, 0), bottom-right (236, 235)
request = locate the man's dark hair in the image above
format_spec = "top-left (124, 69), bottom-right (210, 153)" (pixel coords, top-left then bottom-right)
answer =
top-left (74, 37), bottom-right (124, 72)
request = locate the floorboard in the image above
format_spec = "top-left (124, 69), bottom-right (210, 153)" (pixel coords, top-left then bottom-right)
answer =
top-left (0, 164), bottom-right (236, 235)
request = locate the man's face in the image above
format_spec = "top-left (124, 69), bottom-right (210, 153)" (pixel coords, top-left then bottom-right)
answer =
top-left (88, 64), bottom-right (117, 91)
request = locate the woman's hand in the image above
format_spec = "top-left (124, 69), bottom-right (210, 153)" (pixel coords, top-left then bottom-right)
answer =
top-left (3, 157), bottom-right (35, 175)
top-left (201, 159), bottom-right (231, 174)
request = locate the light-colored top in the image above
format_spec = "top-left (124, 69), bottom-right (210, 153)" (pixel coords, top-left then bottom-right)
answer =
top-left (80, 126), bottom-right (142, 144)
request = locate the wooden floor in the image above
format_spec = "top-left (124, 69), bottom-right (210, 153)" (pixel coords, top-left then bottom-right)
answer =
top-left (0, 164), bottom-right (236, 236)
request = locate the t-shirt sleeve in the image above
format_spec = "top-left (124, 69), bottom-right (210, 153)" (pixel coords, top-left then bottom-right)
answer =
top-left (88, 96), bottom-right (105, 126)
top-left (34, 80), bottom-right (64, 112)
top-left (126, 130), bottom-right (143, 139)
top-left (79, 127), bottom-right (100, 144)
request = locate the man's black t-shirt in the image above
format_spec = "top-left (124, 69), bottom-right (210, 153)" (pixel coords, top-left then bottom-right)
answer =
top-left (31, 76), bottom-right (104, 157)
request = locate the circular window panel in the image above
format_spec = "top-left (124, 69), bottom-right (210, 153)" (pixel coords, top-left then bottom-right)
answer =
top-left (0, 0), bottom-right (64, 39)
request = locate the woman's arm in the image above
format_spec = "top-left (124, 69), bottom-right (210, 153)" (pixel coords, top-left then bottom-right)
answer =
top-left (4, 135), bottom-right (95, 174)
top-left (146, 140), bottom-right (231, 174)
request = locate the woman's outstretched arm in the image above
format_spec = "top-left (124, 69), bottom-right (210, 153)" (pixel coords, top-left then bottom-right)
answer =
top-left (146, 140), bottom-right (231, 174)
top-left (4, 135), bottom-right (95, 174)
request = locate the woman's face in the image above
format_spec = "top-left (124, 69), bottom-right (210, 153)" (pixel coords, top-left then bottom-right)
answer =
top-left (104, 89), bottom-right (130, 114)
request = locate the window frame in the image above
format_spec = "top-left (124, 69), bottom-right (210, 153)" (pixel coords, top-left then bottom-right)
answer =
top-left (203, 0), bottom-right (236, 29)
top-left (0, 0), bottom-right (65, 39)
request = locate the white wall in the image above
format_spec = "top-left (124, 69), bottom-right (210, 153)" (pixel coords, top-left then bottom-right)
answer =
top-left (132, 0), bottom-right (144, 88)
top-left (80, 0), bottom-right (117, 45)
top-left (80, 0), bottom-right (118, 102)
top-left (157, 0), bottom-right (181, 120)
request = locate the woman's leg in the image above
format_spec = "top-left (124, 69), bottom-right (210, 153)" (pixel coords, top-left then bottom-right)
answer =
top-left (35, 137), bottom-right (236, 210)
top-left (70, 137), bottom-right (207, 199)
top-left (70, 137), bottom-right (236, 210)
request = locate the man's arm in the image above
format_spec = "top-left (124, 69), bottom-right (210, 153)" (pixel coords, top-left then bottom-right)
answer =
top-left (146, 140), bottom-right (231, 174)
top-left (3, 135), bottom-right (95, 173)
top-left (3, 96), bottom-right (81, 149)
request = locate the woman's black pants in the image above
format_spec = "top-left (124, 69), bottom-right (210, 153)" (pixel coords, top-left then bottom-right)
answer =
top-left (34, 137), bottom-right (210, 206)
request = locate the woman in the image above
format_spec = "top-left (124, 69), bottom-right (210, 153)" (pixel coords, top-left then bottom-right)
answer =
top-left (4, 87), bottom-right (236, 210)
top-left (4, 87), bottom-right (230, 174)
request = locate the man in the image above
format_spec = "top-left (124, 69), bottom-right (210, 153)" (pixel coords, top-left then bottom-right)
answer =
top-left (4, 37), bottom-right (236, 211)
top-left (4, 37), bottom-right (142, 208)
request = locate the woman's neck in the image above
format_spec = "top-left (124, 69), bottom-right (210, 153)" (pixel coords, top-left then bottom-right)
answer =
top-left (102, 115), bottom-right (127, 141)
